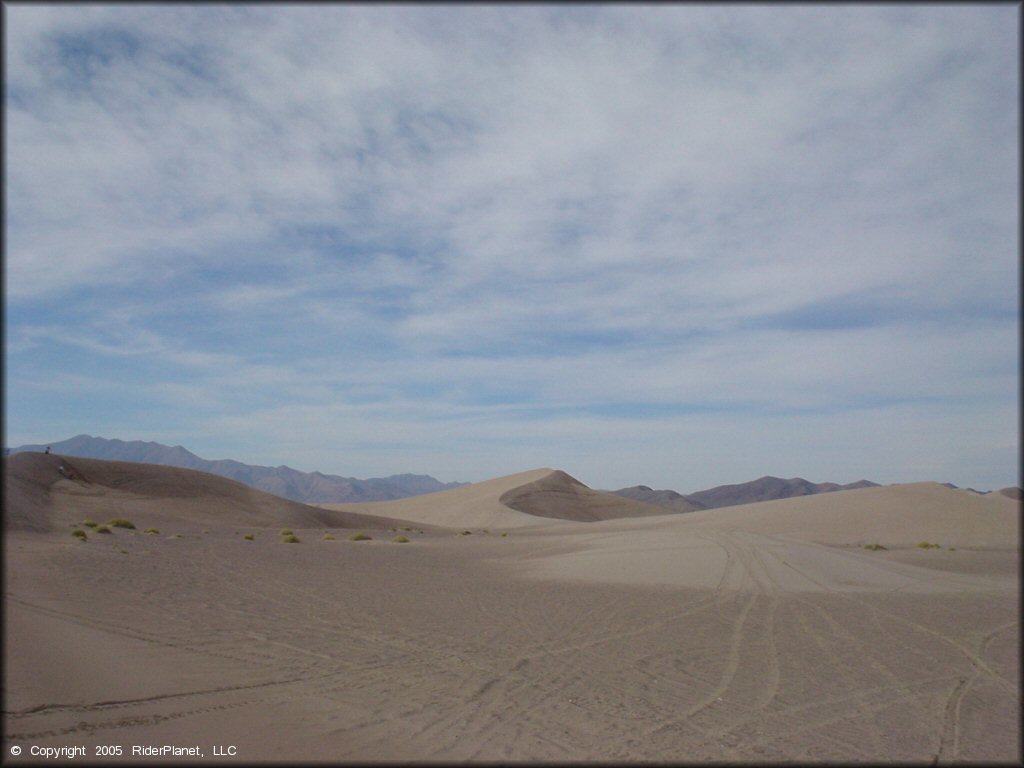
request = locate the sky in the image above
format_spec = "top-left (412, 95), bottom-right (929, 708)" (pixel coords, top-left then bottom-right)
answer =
top-left (4, 4), bottom-right (1019, 492)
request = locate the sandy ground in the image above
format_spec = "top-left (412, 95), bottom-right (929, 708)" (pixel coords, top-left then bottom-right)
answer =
top-left (3, 462), bottom-right (1021, 764)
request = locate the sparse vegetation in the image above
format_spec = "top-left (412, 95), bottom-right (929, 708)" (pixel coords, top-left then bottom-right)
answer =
top-left (71, 529), bottom-right (88, 541)
top-left (243, 534), bottom-right (255, 541)
top-left (917, 541), bottom-right (941, 549)
top-left (82, 520), bottom-right (98, 528)
top-left (459, 530), bottom-right (472, 536)
top-left (94, 525), bottom-right (112, 534)
top-left (144, 527), bottom-right (159, 535)
top-left (282, 533), bottom-right (300, 543)
top-left (501, 532), bottom-right (508, 537)
top-left (120, 549), bottom-right (129, 555)
top-left (323, 533), bottom-right (336, 540)
top-left (863, 543), bottom-right (887, 551)
top-left (392, 535), bottom-right (410, 543)
top-left (107, 518), bottom-right (136, 530)
top-left (348, 533), bottom-right (372, 542)
top-left (281, 528), bottom-right (294, 536)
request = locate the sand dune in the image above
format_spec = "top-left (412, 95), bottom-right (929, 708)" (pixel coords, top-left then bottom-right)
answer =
top-left (498, 469), bottom-right (671, 522)
top-left (324, 468), bottom-right (671, 528)
top-left (3, 453), bottom-right (415, 533)
top-left (4, 461), bottom-right (1019, 763)
top-left (518, 481), bottom-right (1019, 591)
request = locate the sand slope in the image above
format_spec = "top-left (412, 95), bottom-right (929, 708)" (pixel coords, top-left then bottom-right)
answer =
top-left (517, 481), bottom-right (1020, 591)
top-left (325, 468), bottom-right (673, 529)
top-left (3, 453), bottom-right (414, 533)
top-left (4, 467), bottom-right (1019, 763)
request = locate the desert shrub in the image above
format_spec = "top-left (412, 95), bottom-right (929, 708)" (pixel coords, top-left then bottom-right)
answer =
top-left (392, 535), bottom-right (410, 543)
top-left (323, 533), bottom-right (336, 540)
top-left (243, 534), bottom-right (255, 541)
top-left (120, 549), bottom-right (128, 555)
top-left (348, 533), bottom-right (372, 542)
top-left (71, 529), bottom-right (88, 541)
top-left (949, 547), bottom-right (956, 551)
top-left (501, 532), bottom-right (508, 537)
top-left (94, 525), bottom-right (112, 534)
top-left (282, 533), bottom-right (300, 543)
top-left (107, 518), bottom-right (136, 530)
top-left (144, 527), bottom-right (159, 535)
top-left (459, 530), bottom-right (472, 536)
top-left (280, 528), bottom-right (294, 536)
top-left (863, 543), bottom-right (887, 551)
top-left (82, 520), bottom-right (98, 528)
top-left (917, 541), bottom-right (941, 549)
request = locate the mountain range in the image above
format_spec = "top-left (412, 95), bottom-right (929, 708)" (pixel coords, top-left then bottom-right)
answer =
top-left (7, 435), bottom-right (467, 504)
top-left (611, 475), bottom-right (881, 512)
top-left (7, 434), bottom-right (1013, 509)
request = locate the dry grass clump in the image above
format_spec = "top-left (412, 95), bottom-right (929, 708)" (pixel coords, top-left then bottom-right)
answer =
top-left (82, 520), bottom-right (99, 528)
top-left (282, 532), bottom-right (300, 543)
top-left (71, 529), bottom-right (88, 541)
top-left (323, 533), bottom-right (336, 540)
top-left (459, 530), bottom-right (472, 536)
top-left (144, 527), bottom-right (160, 535)
top-left (392, 535), bottom-right (410, 543)
top-left (243, 533), bottom-right (255, 541)
top-left (280, 528), bottom-right (294, 536)
top-left (94, 525), bottom-right (112, 534)
top-left (917, 541), bottom-right (941, 549)
top-left (107, 518), bottom-right (136, 530)
top-left (348, 533), bottom-right (372, 542)
top-left (862, 543), bottom-right (887, 551)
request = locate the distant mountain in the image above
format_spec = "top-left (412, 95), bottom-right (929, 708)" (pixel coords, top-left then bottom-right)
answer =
top-left (611, 475), bottom-right (880, 511)
top-left (609, 486), bottom-right (705, 513)
top-left (8, 435), bottom-right (467, 504)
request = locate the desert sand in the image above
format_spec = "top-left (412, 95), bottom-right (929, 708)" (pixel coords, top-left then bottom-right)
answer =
top-left (3, 453), bottom-right (1020, 763)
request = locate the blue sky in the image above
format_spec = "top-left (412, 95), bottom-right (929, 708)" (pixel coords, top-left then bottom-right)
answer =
top-left (4, 5), bottom-right (1019, 491)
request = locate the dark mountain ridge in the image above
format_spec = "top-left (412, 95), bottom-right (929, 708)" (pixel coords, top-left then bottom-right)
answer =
top-left (8, 435), bottom-right (466, 505)
top-left (611, 475), bottom-right (880, 511)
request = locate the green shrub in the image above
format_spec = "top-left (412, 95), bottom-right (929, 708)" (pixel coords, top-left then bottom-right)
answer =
top-left (94, 525), bottom-right (112, 534)
top-left (282, 533), bottom-right (300, 543)
top-left (71, 529), bottom-right (88, 541)
top-left (917, 541), bottom-right (941, 549)
top-left (82, 520), bottom-right (98, 528)
top-left (243, 534), bottom-right (254, 541)
top-left (863, 543), bottom-right (887, 551)
top-left (107, 518), bottom-right (136, 530)
top-left (348, 533), bottom-right (372, 542)
top-left (392, 535), bottom-right (410, 543)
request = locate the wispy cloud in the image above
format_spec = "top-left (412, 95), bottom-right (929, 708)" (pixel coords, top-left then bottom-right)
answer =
top-left (5, 5), bottom-right (1018, 490)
